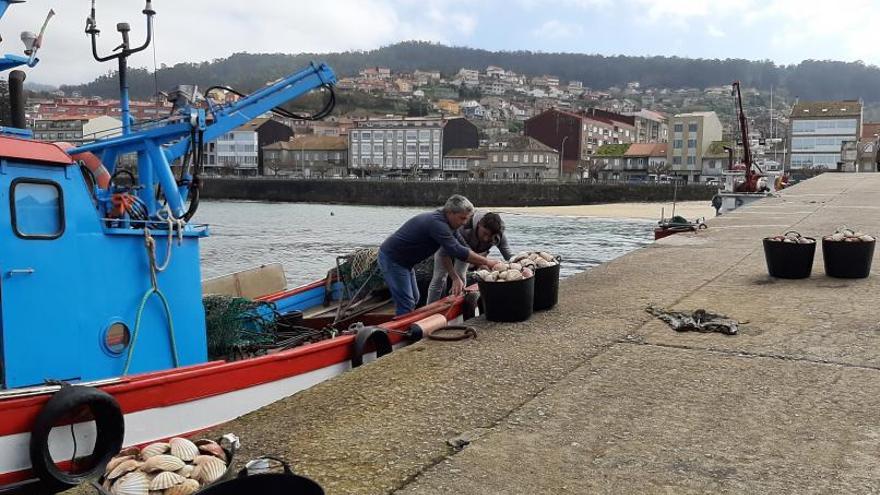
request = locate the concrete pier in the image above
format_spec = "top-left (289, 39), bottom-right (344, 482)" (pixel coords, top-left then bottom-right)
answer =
top-left (199, 173), bottom-right (880, 494)
top-left (201, 174), bottom-right (880, 495)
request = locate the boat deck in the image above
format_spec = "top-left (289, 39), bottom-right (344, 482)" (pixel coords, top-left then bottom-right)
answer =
top-left (65, 173), bottom-right (880, 495)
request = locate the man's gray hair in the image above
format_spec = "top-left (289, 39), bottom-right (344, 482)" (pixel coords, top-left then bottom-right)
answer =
top-left (443, 194), bottom-right (474, 214)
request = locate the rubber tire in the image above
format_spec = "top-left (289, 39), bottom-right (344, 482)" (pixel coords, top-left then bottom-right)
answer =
top-left (351, 326), bottom-right (392, 368)
top-left (29, 386), bottom-right (125, 493)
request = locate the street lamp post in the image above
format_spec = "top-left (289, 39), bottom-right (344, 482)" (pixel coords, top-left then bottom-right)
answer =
top-left (559, 135), bottom-right (569, 182)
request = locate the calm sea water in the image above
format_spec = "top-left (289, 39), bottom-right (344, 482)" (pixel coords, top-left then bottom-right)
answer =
top-left (197, 201), bottom-right (655, 286)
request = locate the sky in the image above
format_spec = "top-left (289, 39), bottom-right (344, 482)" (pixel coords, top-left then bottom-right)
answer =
top-left (2, 0), bottom-right (877, 87)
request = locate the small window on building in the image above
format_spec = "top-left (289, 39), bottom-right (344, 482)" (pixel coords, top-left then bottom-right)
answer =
top-left (674, 124), bottom-right (683, 133)
top-left (688, 123), bottom-right (698, 132)
top-left (687, 139), bottom-right (696, 148)
top-left (11, 179), bottom-right (64, 239)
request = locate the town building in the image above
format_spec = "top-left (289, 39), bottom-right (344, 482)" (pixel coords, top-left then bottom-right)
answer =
top-left (31, 116), bottom-right (89, 142)
top-left (203, 118), bottom-right (293, 176)
top-left (624, 109), bottom-right (668, 143)
top-left (348, 116), bottom-right (479, 178)
top-left (263, 135), bottom-right (348, 177)
top-left (667, 111), bottom-right (723, 183)
top-left (441, 148), bottom-right (487, 180)
top-left (787, 100), bottom-right (862, 174)
top-left (524, 108), bottom-right (637, 179)
top-left (481, 136), bottom-right (560, 181)
top-left (700, 141), bottom-right (731, 183)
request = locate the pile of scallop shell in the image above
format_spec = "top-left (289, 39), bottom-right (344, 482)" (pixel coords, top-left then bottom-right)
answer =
top-left (101, 437), bottom-right (227, 495)
top-left (473, 251), bottom-right (557, 283)
top-left (823, 227), bottom-right (875, 243)
top-left (766, 231), bottom-right (815, 244)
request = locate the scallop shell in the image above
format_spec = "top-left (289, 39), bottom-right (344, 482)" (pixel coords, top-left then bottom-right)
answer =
top-left (539, 251), bottom-right (555, 261)
top-left (474, 269), bottom-right (491, 281)
top-left (536, 258), bottom-right (550, 268)
top-left (141, 442), bottom-right (170, 460)
top-left (506, 270), bottom-right (523, 281)
top-left (528, 253), bottom-right (540, 261)
top-left (106, 455), bottom-right (136, 476)
top-left (495, 270), bottom-right (508, 281)
top-left (142, 454), bottom-right (185, 473)
top-left (860, 235), bottom-right (875, 242)
top-left (150, 471), bottom-right (186, 491)
top-left (522, 267), bottom-right (534, 278)
top-left (193, 456), bottom-right (226, 484)
top-left (111, 471), bottom-right (150, 495)
top-left (164, 479), bottom-right (200, 495)
top-left (508, 262), bottom-right (522, 271)
top-left (512, 252), bottom-right (529, 262)
top-left (108, 459), bottom-right (141, 480)
top-left (176, 464), bottom-right (194, 478)
top-left (492, 262), bottom-right (507, 272)
top-left (484, 272), bottom-right (497, 282)
top-left (195, 439), bottom-right (227, 462)
top-left (119, 446), bottom-right (142, 458)
top-left (169, 437), bottom-right (199, 462)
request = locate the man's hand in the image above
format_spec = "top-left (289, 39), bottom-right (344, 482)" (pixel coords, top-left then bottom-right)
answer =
top-left (450, 275), bottom-right (465, 296)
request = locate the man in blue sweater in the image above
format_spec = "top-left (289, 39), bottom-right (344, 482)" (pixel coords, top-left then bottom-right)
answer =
top-left (379, 195), bottom-right (497, 315)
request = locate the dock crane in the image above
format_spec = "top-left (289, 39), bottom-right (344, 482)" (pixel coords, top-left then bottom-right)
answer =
top-left (731, 81), bottom-right (767, 193)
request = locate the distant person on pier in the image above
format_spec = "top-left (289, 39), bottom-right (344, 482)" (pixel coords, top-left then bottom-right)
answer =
top-left (427, 211), bottom-right (512, 304)
top-left (711, 194), bottom-right (723, 216)
top-left (379, 195), bottom-right (497, 315)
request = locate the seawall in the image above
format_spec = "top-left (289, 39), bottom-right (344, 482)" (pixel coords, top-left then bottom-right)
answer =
top-left (200, 178), bottom-right (714, 207)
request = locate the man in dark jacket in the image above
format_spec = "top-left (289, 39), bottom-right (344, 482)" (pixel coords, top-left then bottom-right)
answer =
top-left (378, 195), bottom-right (497, 315)
top-left (426, 211), bottom-right (512, 304)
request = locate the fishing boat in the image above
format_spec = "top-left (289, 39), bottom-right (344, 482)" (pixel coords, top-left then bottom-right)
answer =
top-left (0, 2), bottom-right (475, 492)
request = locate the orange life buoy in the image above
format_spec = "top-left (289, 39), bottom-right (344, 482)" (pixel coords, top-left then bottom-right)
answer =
top-left (54, 141), bottom-right (111, 189)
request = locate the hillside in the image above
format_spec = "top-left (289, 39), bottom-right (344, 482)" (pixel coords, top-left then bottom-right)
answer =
top-left (59, 41), bottom-right (880, 102)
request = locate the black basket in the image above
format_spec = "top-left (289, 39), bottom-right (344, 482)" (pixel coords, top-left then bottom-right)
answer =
top-left (198, 457), bottom-right (323, 495)
top-left (763, 237), bottom-right (816, 279)
top-left (533, 263), bottom-right (561, 311)
top-left (823, 239), bottom-right (875, 278)
top-left (477, 276), bottom-right (535, 322)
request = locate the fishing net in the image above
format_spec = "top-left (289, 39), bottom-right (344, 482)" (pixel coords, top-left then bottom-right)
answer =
top-left (203, 295), bottom-right (337, 360)
top-left (331, 247), bottom-right (436, 300)
top-left (203, 295), bottom-right (278, 360)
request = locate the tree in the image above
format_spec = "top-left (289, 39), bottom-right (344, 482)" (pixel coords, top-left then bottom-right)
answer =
top-left (647, 160), bottom-right (672, 176)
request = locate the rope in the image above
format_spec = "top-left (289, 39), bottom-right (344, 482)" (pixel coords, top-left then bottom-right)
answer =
top-left (122, 227), bottom-right (181, 375)
top-left (426, 325), bottom-right (478, 341)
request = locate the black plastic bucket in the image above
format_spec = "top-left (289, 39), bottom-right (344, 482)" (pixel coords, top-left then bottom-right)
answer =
top-left (823, 239), bottom-right (875, 278)
top-left (533, 263), bottom-right (561, 311)
top-left (762, 238), bottom-right (816, 279)
top-left (477, 276), bottom-right (534, 322)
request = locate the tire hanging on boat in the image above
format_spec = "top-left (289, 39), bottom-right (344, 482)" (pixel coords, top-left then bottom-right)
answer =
top-left (351, 326), bottom-right (392, 368)
top-left (29, 385), bottom-right (125, 493)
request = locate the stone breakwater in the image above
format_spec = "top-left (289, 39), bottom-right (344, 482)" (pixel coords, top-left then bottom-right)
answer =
top-left (201, 178), bottom-right (714, 207)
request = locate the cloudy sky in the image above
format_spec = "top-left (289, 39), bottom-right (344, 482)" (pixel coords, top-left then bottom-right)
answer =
top-left (2, 0), bottom-right (876, 86)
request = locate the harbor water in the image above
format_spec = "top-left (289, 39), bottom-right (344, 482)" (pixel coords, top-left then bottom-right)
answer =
top-left (198, 201), bottom-right (656, 287)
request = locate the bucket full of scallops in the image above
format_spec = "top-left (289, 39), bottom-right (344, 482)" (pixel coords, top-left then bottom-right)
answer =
top-left (822, 227), bottom-right (875, 279)
top-left (473, 260), bottom-right (536, 322)
top-left (762, 231), bottom-right (816, 279)
top-left (509, 251), bottom-right (561, 310)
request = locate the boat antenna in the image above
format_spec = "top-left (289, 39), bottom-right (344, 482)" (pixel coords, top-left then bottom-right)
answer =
top-left (85, 0), bottom-right (155, 135)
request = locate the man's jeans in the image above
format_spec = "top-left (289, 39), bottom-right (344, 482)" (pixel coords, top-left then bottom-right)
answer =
top-left (426, 249), bottom-right (469, 304)
top-left (378, 249), bottom-right (419, 315)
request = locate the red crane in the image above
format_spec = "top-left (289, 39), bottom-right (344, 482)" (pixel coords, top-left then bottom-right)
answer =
top-left (732, 81), bottom-right (765, 192)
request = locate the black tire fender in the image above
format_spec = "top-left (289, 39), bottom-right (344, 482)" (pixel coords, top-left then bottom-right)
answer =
top-left (29, 385), bottom-right (125, 493)
top-left (351, 326), bottom-right (392, 368)
top-left (463, 291), bottom-right (481, 320)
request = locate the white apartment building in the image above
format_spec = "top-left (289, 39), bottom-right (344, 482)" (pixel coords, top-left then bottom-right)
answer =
top-left (788, 100), bottom-right (862, 172)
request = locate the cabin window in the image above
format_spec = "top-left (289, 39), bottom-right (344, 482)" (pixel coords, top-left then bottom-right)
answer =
top-left (11, 179), bottom-right (64, 239)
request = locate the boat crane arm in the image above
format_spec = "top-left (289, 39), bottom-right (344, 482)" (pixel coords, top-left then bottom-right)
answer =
top-left (71, 62), bottom-right (337, 219)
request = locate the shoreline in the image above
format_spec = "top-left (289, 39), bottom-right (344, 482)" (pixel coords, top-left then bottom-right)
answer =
top-left (496, 201), bottom-right (715, 220)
